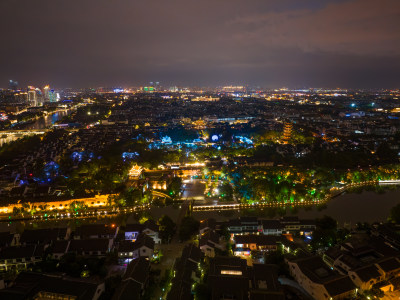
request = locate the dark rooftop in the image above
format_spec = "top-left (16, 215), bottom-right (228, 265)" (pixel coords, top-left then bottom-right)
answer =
top-left (0, 272), bottom-right (102, 300)
top-left (69, 238), bottom-right (110, 253)
top-left (377, 257), bottom-right (400, 273)
top-left (324, 276), bottom-right (356, 297)
top-left (20, 227), bottom-right (67, 244)
top-left (353, 265), bottom-right (381, 282)
top-left (75, 224), bottom-right (117, 239)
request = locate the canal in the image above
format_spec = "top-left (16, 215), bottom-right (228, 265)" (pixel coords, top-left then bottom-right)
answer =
top-left (1, 187), bottom-right (399, 232)
top-left (20, 109), bottom-right (71, 130)
top-left (146, 187), bottom-right (400, 227)
top-left (191, 188), bottom-right (400, 226)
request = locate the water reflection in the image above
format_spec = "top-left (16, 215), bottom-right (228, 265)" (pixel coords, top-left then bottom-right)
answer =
top-left (1, 187), bottom-right (399, 233)
top-left (191, 188), bottom-right (400, 225)
top-left (21, 110), bottom-right (70, 130)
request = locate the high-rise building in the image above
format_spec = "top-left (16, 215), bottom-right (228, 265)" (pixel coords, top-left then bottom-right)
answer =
top-left (143, 86), bottom-right (155, 92)
top-left (282, 122), bottom-right (293, 144)
top-left (49, 89), bottom-right (58, 102)
top-left (43, 85), bottom-right (50, 101)
top-left (28, 89), bottom-right (37, 106)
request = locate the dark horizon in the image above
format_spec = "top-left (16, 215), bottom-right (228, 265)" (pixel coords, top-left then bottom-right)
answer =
top-left (1, 0), bottom-right (399, 89)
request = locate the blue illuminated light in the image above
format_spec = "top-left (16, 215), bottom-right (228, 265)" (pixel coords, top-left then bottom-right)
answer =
top-left (71, 151), bottom-right (94, 163)
top-left (235, 136), bottom-right (253, 145)
top-left (122, 152), bottom-right (139, 161)
top-left (161, 136), bottom-right (172, 143)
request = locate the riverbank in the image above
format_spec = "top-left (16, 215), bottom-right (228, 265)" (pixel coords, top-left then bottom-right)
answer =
top-left (192, 180), bottom-right (378, 211)
top-left (19, 108), bottom-right (72, 130)
top-left (1, 181), bottom-right (399, 225)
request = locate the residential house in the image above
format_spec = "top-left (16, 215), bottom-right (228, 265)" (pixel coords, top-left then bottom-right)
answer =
top-left (323, 236), bottom-right (400, 292)
top-left (208, 256), bottom-right (250, 300)
top-left (112, 257), bottom-right (150, 300)
top-left (0, 231), bottom-right (17, 248)
top-left (348, 265), bottom-right (383, 291)
top-left (227, 217), bottom-right (260, 235)
top-left (167, 244), bottom-right (202, 300)
top-left (288, 255), bottom-right (357, 300)
top-left (375, 257), bottom-right (400, 280)
top-left (280, 216), bottom-right (316, 236)
top-left (0, 272), bottom-right (105, 300)
top-left (125, 220), bottom-right (161, 244)
top-left (51, 240), bottom-right (70, 259)
top-left (249, 264), bottom-right (285, 300)
top-left (68, 238), bottom-right (113, 257)
top-left (260, 220), bottom-right (284, 236)
top-left (0, 244), bottom-right (45, 271)
top-left (74, 224), bottom-right (118, 240)
top-left (19, 227), bottom-right (70, 245)
top-left (118, 233), bottom-right (155, 263)
top-left (233, 235), bottom-right (281, 256)
top-left (199, 218), bottom-right (217, 235)
top-left (371, 224), bottom-right (400, 249)
top-left (199, 230), bottom-right (224, 257)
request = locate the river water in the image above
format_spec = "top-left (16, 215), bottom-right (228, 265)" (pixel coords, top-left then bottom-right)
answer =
top-left (0, 110), bottom-right (71, 147)
top-left (21, 109), bottom-right (70, 130)
top-left (1, 188), bottom-right (399, 233)
top-left (294, 188), bottom-right (400, 225)
top-left (146, 188), bottom-right (400, 227)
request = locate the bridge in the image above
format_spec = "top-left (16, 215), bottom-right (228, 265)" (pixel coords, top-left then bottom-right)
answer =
top-left (379, 179), bottom-right (400, 185)
top-left (192, 200), bottom-right (326, 211)
top-left (1, 129), bottom-right (47, 135)
top-left (151, 190), bottom-right (173, 200)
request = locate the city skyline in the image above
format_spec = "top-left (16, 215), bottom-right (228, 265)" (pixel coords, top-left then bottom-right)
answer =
top-left (0, 0), bottom-right (399, 88)
top-left (1, 1), bottom-right (400, 299)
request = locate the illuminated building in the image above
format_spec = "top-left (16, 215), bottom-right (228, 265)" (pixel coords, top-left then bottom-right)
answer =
top-left (43, 85), bottom-right (50, 101)
top-left (221, 85), bottom-right (246, 93)
top-left (192, 96), bottom-right (219, 101)
top-left (43, 85), bottom-right (58, 103)
top-left (128, 164), bottom-right (143, 180)
top-left (49, 89), bottom-right (58, 102)
top-left (142, 86), bottom-right (155, 92)
top-left (282, 122), bottom-right (293, 144)
top-left (28, 89), bottom-right (37, 106)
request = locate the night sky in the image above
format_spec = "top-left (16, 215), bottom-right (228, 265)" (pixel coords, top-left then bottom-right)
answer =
top-left (1, 0), bottom-right (399, 88)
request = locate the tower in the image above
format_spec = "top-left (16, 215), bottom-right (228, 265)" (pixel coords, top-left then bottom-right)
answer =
top-left (43, 85), bottom-right (50, 102)
top-left (282, 122), bottom-right (293, 144)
